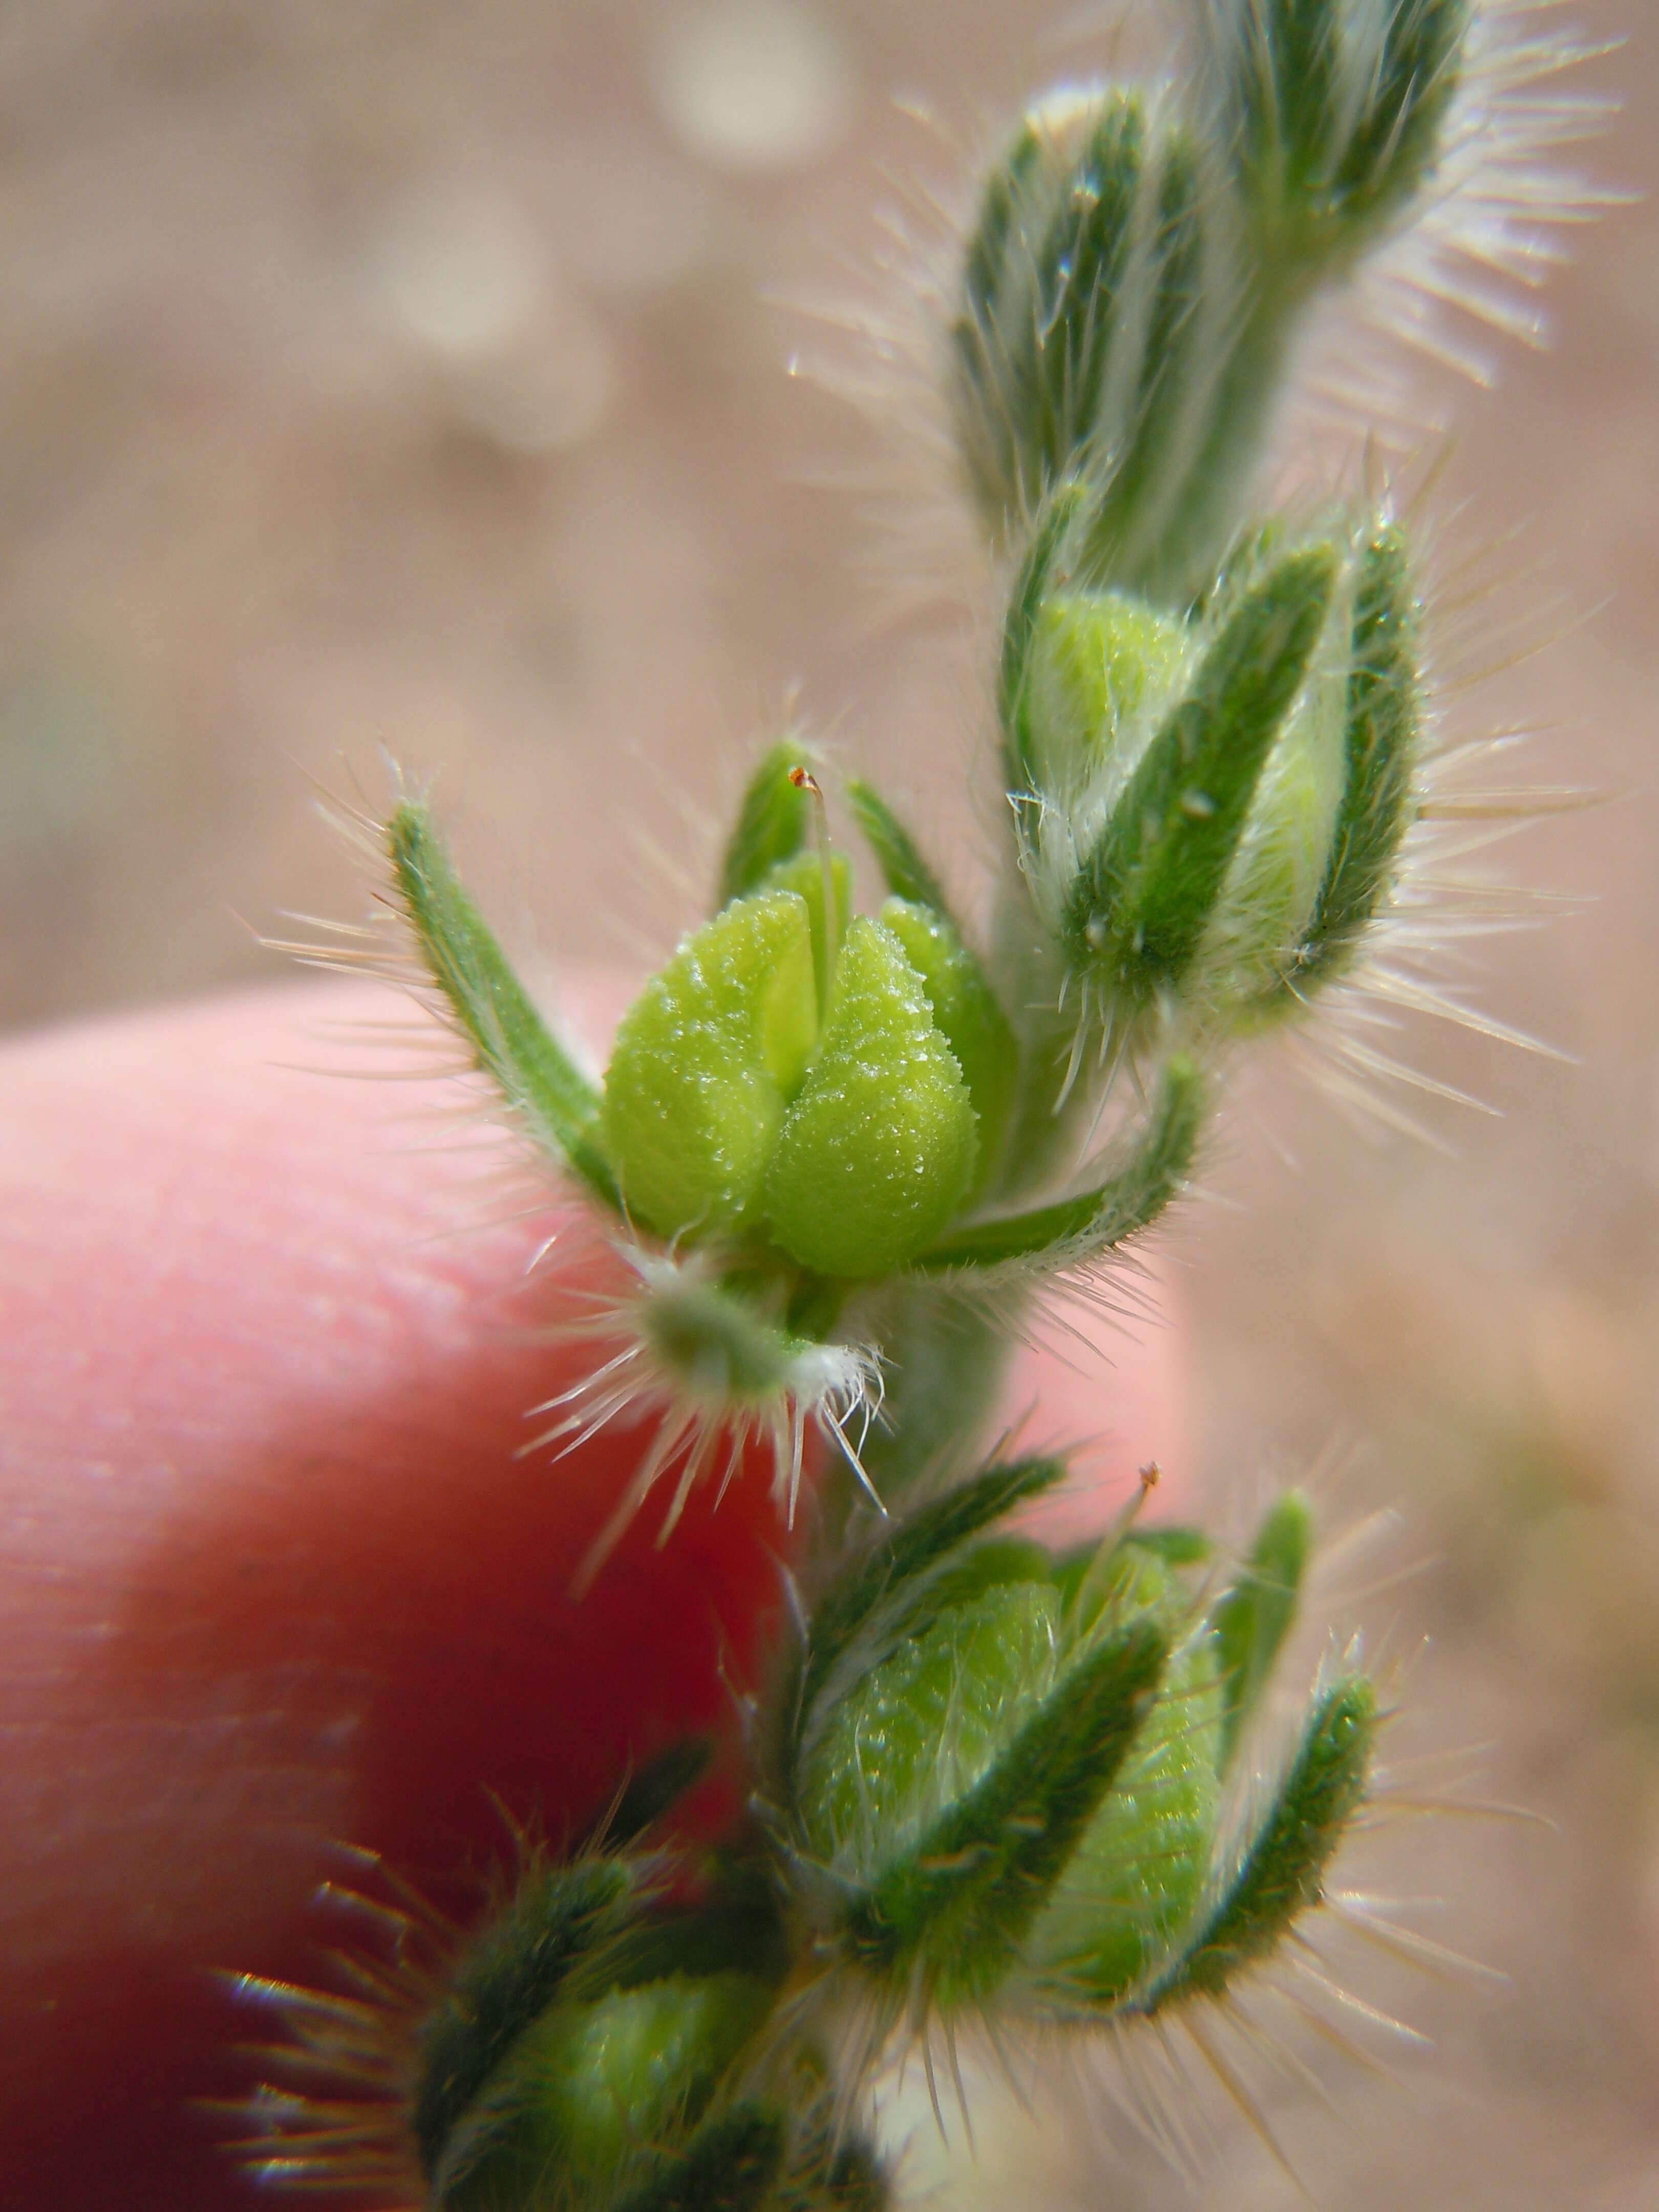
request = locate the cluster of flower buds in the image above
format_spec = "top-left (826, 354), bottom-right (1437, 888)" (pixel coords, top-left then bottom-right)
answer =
top-left (950, 0), bottom-right (1470, 599)
top-left (245, 1471), bottom-right (1366, 2207)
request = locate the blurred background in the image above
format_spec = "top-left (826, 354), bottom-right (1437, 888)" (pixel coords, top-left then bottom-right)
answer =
top-left (2, 0), bottom-right (1656, 2201)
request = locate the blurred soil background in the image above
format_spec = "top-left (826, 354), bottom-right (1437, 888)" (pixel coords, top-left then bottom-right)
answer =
top-left (2, 0), bottom-right (1657, 2202)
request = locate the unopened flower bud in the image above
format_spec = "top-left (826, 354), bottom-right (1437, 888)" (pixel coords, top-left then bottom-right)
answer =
top-left (1204, 0), bottom-right (1471, 273)
top-left (775, 1467), bottom-right (1374, 2034)
top-left (950, 85), bottom-right (1240, 595)
top-left (1005, 515), bottom-right (1421, 1058)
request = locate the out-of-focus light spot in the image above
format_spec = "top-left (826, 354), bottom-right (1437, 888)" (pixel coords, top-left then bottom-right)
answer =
top-left (455, 304), bottom-right (618, 455)
top-left (369, 184), bottom-right (544, 358)
top-left (541, 126), bottom-right (719, 294)
top-left (365, 181), bottom-right (619, 454)
top-left (651, 1), bottom-right (858, 175)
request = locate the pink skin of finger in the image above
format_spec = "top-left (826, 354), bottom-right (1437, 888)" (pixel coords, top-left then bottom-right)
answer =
top-left (0, 974), bottom-right (1189, 2209)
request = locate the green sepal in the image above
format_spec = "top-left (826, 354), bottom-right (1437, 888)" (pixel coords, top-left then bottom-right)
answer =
top-left (1062, 545), bottom-right (1337, 1003)
top-left (602, 891), bottom-right (817, 1242)
top-left (1018, 588), bottom-right (1189, 805)
top-left (1142, 1674), bottom-right (1377, 2012)
top-left (845, 778), bottom-right (950, 917)
top-left (913, 1050), bottom-right (1203, 1274)
top-left (1072, 120), bottom-right (1209, 588)
top-left (1275, 523), bottom-right (1420, 1002)
top-left (879, 898), bottom-right (1017, 1198)
top-left (1029, 1619), bottom-right (1222, 2007)
top-left (950, 106), bottom-right (1056, 532)
top-left (763, 917), bottom-right (978, 1279)
top-left (581, 1736), bottom-right (716, 1853)
top-left (718, 737), bottom-right (815, 908)
top-left (761, 848), bottom-right (853, 1017)
top-left (387, 800), bottom-right (621, 1211)
top-left (1213, 1490), bottom-right (1314, 1774)
top-left (793, 1457), bottom-right (1069, 1757)
top-left (1000, 480), bottom-right (1088, 786)
top-left (412, 1855), bottom-right (642, 2182)
top-left (837, 1614), bottom-right (1170, 2004)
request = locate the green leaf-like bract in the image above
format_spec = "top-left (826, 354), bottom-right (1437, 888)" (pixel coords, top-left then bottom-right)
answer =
top-left (1063, 546), bottom-right (1337, 1001)
top-left (845, 778), bottom-right (951, 917)
top-left (1213, 1491), bottom-right (1313, 1773)
top-left (914, 1051), bottom-right (1203, 1272)
top-left (388, 800), bottom-right (621, 1210)
top-left (719, 737), bottom-right (815, 908)
top-left (1143, 1675), bottom-right (1377, 2011)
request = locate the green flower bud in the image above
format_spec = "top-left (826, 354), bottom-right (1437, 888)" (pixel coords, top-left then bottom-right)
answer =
top-left (1060, 540), bottom-right (1339, 1009)
top-left (949, 7), bottom-right (1474, 598)
top-left (417, 1859), bottom-right (791, 2212)
top-left (762, 917), bottom-right (979, 1278)
top-left (950, 86), bottom-right (1242, 594)
top-left (774, 1471), bottom-right (1375, 2034)
top-left (1006, 517), bottom-right (1421, 1056)
top-left (783, 1461), bottom-right (1171, 2012)
top-left (1204, 0), bottom-right (1471, 272)
top-left (603, 891), bottom-right (818, 1243)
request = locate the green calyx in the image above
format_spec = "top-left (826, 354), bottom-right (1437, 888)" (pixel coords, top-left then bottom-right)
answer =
top-left (606, 888), bottom-right (982, 1278)
top-left (403, 1810), bottom-right (892, 2212)
top-left (775, 1475), bottom-right (1373, 2026)
top-left (395, 760), bottom-right (1214, 1295)
top-left (1003, 514), bottom-right (1421, 1057)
